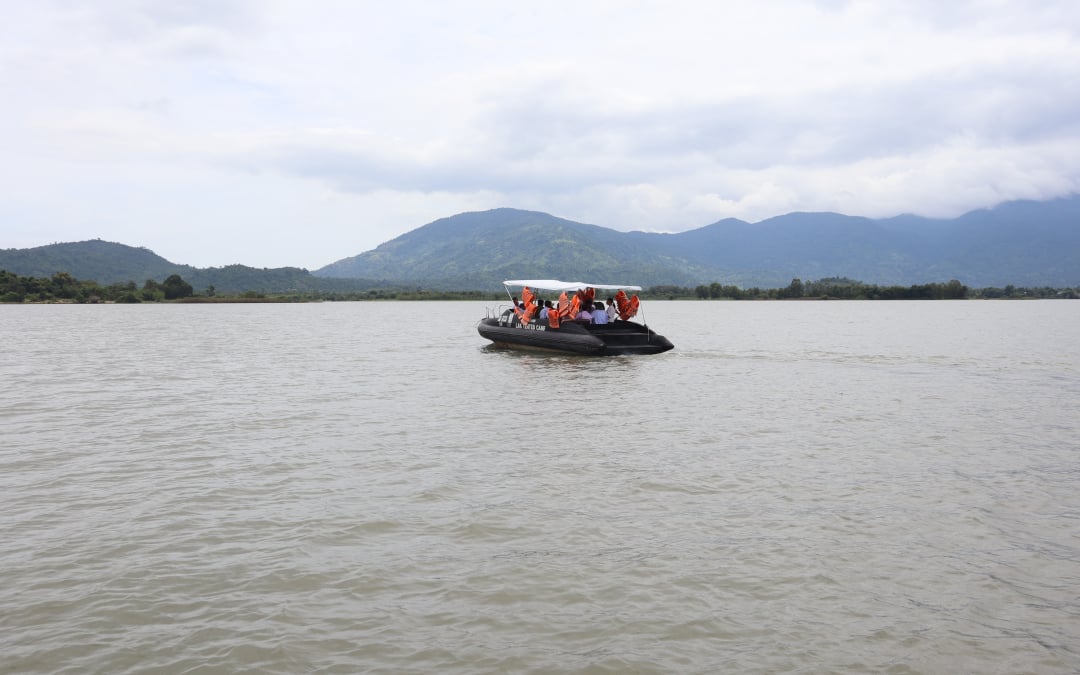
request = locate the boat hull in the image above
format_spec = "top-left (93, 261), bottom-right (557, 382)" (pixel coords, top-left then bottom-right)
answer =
top-left (477, 316), bottom-right (673, 355)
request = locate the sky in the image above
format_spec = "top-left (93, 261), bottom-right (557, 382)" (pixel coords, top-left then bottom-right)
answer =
top-left (2, 1), bottom-right (1079, 269)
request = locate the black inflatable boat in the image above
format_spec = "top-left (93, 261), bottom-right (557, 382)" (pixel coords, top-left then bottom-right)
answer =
top-left (477, 280), bottom-right (674, 356)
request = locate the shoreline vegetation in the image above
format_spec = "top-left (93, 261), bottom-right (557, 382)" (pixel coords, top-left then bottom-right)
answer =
top-left (2, 270), bottom-right (1077, 304)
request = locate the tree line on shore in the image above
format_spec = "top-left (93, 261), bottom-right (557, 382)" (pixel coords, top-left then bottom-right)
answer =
top-left (0, 270), bottom-right (501, 303)
top-left (2, 270), bottom-right (1077, 304)
top-left (653, 277), bottom-right (1077, 300)
top-left (1, 271), bottom-right (197, 303)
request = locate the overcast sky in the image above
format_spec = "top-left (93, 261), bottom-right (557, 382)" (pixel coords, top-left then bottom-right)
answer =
top-left (2, 1), bottom-right (1079, 269)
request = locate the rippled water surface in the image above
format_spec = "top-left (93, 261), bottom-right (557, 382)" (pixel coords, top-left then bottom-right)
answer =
top-left (2, 300), bottom-right (1079, 673)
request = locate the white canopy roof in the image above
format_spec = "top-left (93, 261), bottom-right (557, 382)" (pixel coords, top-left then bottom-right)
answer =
top-left (503, 279), bottom-right (642, 292)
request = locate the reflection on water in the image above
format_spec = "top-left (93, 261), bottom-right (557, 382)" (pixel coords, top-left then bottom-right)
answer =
top-left (2, 301), bottom-right (1079, 673)
top-left (481, 345), bottom-right (646, 378)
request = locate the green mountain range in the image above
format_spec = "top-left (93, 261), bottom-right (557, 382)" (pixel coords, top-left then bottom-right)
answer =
top-left (0, 240), bottom-right (376, 295)
top-left (315, 198), bottom-right (1080, 288)
top-left (3, 196), bottom-right (1079, 292)
top-left (315, 208), bottom-right (714, 289)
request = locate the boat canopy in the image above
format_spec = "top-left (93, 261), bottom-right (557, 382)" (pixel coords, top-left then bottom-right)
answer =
top-left (502, 279), bottom-right (643, 292)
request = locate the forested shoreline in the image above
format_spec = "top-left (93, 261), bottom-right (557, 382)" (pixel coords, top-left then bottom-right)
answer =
top-left (652, 277), bottom-right (1079, 300)
top-left (2, 270), bottom-right (1077, 303)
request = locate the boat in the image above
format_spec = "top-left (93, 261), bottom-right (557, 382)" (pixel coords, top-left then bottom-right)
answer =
top-left (477, 279), bottom-right (674, 355)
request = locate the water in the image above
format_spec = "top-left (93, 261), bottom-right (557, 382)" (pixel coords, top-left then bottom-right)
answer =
top-left (2, 300), bottom-right (1078, 673)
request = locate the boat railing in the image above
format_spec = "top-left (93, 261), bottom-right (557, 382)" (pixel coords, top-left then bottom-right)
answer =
top-left (485, 304), bottom-right (517, 320)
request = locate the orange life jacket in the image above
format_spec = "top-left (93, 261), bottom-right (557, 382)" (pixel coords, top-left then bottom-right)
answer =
top-left (559, 293), bottom-right (581, 320)
top-left (615, 290), bottom-right (639, 320)
top-left (514, 286), bottom-right (536, 322)
top-left (520, 302), bottom-right (538, 325)
top-left (614, 289), bottom-right (629, 317)
top-left (549, 291), bottom-right (569, 326)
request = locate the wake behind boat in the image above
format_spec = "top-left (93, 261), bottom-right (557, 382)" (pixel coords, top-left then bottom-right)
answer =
top-left (477, 279), bottom-right (674, 356)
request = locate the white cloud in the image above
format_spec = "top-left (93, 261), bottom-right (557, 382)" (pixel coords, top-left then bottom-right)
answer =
top-left (2, 0), bottom-right (1079, 267)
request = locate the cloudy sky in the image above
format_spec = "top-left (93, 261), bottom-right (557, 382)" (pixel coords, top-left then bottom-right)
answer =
top-left (3, 1), bottom-right (1079, 269)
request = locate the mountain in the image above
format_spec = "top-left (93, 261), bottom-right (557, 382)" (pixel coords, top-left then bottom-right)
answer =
top-left (0, 240), bottom-right (380, 295)
top-left (4, 197), bottom-right (1079, 291)
top-left (314, 197), bottom-right (1080, 288)
top-left (628, 213), bottom-right (918, 284)
top-left (316, 208), bottom-right (716, 289)
top-left (0, 239), bottom-right (194, 283)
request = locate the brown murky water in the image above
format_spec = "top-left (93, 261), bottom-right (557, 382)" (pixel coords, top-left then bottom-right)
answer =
top-left (2, 300), bottom-right (1078, 673)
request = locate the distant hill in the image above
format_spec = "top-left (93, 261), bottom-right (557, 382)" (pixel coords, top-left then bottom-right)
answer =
top-left (0, 240), bottom-right (379, 295)
top-left (4, 197), bottom-right (1079, 291)
top-left (315, 197), bottom-right (1080, 288)
top-left (0, 240), bottom-right (193, 283)
top-left (316, 208), bottom-right (716, 289)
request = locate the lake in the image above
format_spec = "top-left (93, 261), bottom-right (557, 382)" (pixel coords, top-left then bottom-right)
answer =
top-left (2, 300), bottom-right (1078, 673)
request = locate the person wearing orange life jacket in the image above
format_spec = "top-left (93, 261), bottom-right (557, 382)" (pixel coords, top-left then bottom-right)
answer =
top-left (520, 301), bottom-right (539, 325)
top-left (514, 287), bottom-right (538, 323)
top-left (547, 302), bottom-right (561, 328)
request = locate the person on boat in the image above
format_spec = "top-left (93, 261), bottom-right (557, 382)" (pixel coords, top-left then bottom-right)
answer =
top-left (539, 300), bottom-right (553, 320)
top-left (591, 301), bottom-right (608, 324)
top-left (511, 296), bottom-right (521, 309)
top-left (606, 297), bottom-right (618, 322)
top-left (576, 304), bottom-right (593, 322)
